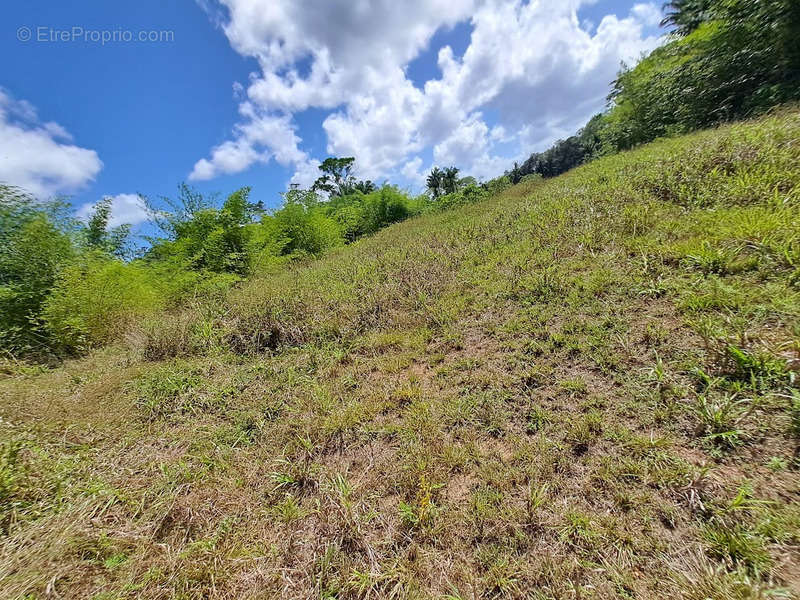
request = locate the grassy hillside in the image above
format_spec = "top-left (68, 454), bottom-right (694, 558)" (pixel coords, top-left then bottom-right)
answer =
top-left (2, 110), bottom-right (800, 599)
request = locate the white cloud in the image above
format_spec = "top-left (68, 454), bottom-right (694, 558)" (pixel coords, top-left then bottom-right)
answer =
top-left (195, 0), bottom-right (663, 186)
top-left (0, 88), bottom-right (102, 199)
top-left (632, 3), bottom-right (663, 27)
top-left (289, 157), bottom-right (321, 189)
top-left (189, 107), bottom-right (308, 180)
top-left (490, 125), bottom-right (510, 142)
top-left (433, 113), bottom-right (489, 167)
top-left (400, 156), bottom-right (426, 188)
top-left (77, 193), bottom-right (149, 228)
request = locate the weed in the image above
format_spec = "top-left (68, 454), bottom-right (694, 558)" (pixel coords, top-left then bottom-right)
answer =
top-left (702, 522), bottom-right (772, 576)
top-left (673, 556), bottom-right (792, 600)
top-left (564, 411), bottom-right (603, 455)
top-left (270, 493), bottom-right (309, 523)
top-left (269, 456), bottom-right (317, 494)
top-left (692, 394), bottom-right (754, 450)
top-left (132, 363), bottom-right (205, 419)
top-left (559, 511), bottom-right (601, 550)
top-left (399, 473), bottom-right (438, 530)
top-left (0, 439), bottom-right (28, 533)
top-left (765, 457), bottom-right (788, 471)
top-left (723, 345), bottom-right (787, 389)
top-left (526, 481), bottom-right (548, 522)
top-left (682, 241), bottom-right (739, 275)
top-left (559, 376), bottom-right (588, 396)
top-left (525, 405), bottom-right (551, 433)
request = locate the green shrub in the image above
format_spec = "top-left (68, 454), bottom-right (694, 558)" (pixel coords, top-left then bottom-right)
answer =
top-left (275, 203), bottom-right (344, 256)
top-left (43, 254), bottom-right (166, 350)
top-left (360, 186), bottom-right (413, 233)
top-left (329, 200), bottom-right (366, 242)
top-left (325, 186), bottom-right (421, 241)
top-left (0, 190), bottom-right (76, 354)
top-left (436, 184), bottom-right (489, 211)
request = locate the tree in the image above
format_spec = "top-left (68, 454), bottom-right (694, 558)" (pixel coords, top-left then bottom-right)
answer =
top-left (85, 197), bottom-right (132, 258)
top-left (146, 183), bottom-right (212, 243)
top-left (312, 157), bottom-right (356, 197)
top-left (353, 180), bottom-right (376, 194)
top-left (577, 114), bottom-right (608, 159)
top-left (506, 0), bottom-right (799, 179)
top-left (603, 0), bottom-right (800, 152)
top-left (660, 0), bottom-right (712, 36)
top-left (442, 167), bottom-right (460, 195)
top-left (427, 166), bottom-right (461, 198)
top-left (144, 185), bottom-right (262, 274)
top-left (426, 167), bottom-right (444, 198)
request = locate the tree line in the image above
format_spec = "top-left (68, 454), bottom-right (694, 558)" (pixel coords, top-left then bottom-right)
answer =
top-left (507, 0), bottom-right (800, 183)
top-left (0, 157), bottom-right (508, 357)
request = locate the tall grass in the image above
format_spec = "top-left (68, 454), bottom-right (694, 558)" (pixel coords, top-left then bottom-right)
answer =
top-left (134, 109), bottom-right (800, 361)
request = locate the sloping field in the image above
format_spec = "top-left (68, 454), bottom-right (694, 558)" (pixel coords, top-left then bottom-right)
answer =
top-left (2, 110), bottom-right (799, 599)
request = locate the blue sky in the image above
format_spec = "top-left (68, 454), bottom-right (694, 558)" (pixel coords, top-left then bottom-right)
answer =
top-left (1, 1), bottom-right (663, 231)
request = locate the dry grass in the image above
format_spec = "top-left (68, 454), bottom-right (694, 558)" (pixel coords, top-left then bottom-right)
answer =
top-left (2, 110), bottom-right (800, 599)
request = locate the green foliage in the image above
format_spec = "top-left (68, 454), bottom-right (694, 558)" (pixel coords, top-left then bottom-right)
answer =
top-left (722, 345), bottom-right (787, 389)
top-left (272, 188), bottom-right (344, 256)
top-left (311, 157), bottom-right (356, 196)
top-left (0, 186), bottom-right (77, 354)
top-left (0, 439), bottom-right (27, 533)
top-left (661, 0), bottom-right (713, 36)
top-left (518, 135), bottom-right (587, 179)
top-left (311, 157), bottom-right (374, 198)
top-left (132, 362), bottom-right (205, 419)
top-left (692, 394), bottom-right (752, 450)
top-left (605, 0), bottom-right (800, 150)
top-left (701, 521), bottom-right (772, 575)
top-left (510, 0), bottom-right (800, 179)
top-left (0, 155), bottom-right (430, 359)
top-left (146, 185), bottom-right (262, 275)
top-left (283, 184), bottom-right (422, 246)
top-left (426, 166), bottom-right (460, 198)
top-left (42, 253), bottom-right (167, 351)
top-left (484, 175), bottom-right (511, 196)
top-left (362, 187), bottom-right (410, 232)
top-left (85, 197), bottom-right (132, 258)
top-left (245, 215), bottom-right (289, 274)
top-left (435, 183), bottom-right (489, 211)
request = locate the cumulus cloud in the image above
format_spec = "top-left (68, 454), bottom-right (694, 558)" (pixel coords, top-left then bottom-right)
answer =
top-left (0, 88), bottom-right (102, 199)
top-left (401, 157), bottom-right (426, 188)
top-left (632, 3), bottom-right (663, 27)
top-left (289, 157), bottom-right (322, 189)
top-left (76, 193), bottom-right (150, 228)
top-left (189, 105), bottom-right (309, 180)
top-left (195, 0), bottom-right (662, 187)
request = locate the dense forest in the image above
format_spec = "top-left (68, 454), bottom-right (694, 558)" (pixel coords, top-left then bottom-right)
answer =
top-left (2, 0), bottom-right (799, 360)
